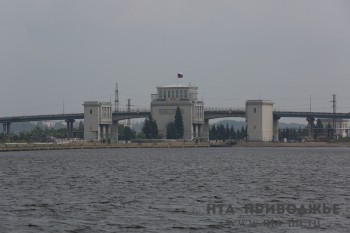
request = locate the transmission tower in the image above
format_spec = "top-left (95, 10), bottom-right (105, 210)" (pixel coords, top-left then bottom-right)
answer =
top-left (114, 83), bottom-right (119, 112)
top-left (331, 94), bottom-right (336, 138)
top-left (126, 99), bottom-right (133, 127)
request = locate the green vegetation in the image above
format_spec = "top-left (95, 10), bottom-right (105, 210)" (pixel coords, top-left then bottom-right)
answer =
top-left (166, 106), bottom-right (184, 139)
top-left (0, 121), bottom-right (138, 143)
top-left (118, 124), bottom-right (136, 141)
top-left (279, 127), bottom-right (308, 141)
top-left (0, 124), bottom-right (82, 143)
top-left (174, 106), bottom-right (184, 138)
top-left (141, 114), bottom-right (159, 139)
top-left (209, 124), bottom-right (246, 141)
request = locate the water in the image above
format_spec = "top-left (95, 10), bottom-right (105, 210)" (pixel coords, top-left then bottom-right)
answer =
top-left (0, 147), bottom-right (349, 233)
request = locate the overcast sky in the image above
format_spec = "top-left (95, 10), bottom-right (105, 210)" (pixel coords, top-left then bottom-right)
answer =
top-left (1, 0), bottom-right (350, 118)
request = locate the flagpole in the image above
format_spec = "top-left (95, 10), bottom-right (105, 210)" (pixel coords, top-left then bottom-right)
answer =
top-left (177, 72), bottom-right (183, 86)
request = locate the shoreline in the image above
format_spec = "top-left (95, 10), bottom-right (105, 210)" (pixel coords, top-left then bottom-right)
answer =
top-left (234, 141), bottom-right (350, 147)
top-left (1, 141), bottom-right (350, 152)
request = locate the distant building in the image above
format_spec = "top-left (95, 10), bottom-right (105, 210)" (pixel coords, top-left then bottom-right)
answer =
top-left (151, 84), bottom-right (204, 140)
top-left (320, 118), bottom-right (348, 137)
top-left (83, 101), bottom-right (112, 141)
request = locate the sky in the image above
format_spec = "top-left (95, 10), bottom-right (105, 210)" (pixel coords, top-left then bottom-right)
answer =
top-left (1, 0), bottom-right (350, 121)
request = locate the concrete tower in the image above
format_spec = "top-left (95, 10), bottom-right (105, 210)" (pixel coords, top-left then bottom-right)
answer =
top-left (246, 100), bottom-right (274, 141)
top-left (151, 84), bottom-right (204, 140)
top-left (83, 101), bottom-right (112, 142)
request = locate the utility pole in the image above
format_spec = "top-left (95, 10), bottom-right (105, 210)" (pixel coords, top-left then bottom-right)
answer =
top-left (127, 98), bottom-right (132, 127)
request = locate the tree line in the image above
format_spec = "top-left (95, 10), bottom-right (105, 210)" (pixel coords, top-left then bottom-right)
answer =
top-left (278, 119), bottom-right (335, 140)
top-left (0, 122), bottom-right (84, 143)
top-left (209, 124), bottom-right (247, 141)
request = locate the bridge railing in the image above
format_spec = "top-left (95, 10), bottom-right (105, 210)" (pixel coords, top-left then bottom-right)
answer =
top-left (114, 108), bottom-right (150, 113)
top-left (204, 107), bottom-right (245, 112)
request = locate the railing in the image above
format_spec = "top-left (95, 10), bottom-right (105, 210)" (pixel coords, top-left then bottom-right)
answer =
top-left (114, 108), bottom-right (150, 113)
top-left (204, 107), bottom-right (245, 112)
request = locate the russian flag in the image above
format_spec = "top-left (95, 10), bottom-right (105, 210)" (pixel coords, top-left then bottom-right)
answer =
top-left (177, 73), bottom-right (183, 78)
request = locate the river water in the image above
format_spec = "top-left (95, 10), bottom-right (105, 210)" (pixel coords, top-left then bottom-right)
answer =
top-left (0, 147), bottom-right (349, 233)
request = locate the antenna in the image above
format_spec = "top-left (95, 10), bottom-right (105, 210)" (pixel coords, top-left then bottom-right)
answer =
top-left (114, 83), bottom-right (119, 112)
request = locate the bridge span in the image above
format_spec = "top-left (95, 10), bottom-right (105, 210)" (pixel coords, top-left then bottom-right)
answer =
top-left (0, 110), bottom-right (151, 136)
top-left (274, 111), bottom-right (350, 119)
top-left (1, 108), bottom-right (350, 139)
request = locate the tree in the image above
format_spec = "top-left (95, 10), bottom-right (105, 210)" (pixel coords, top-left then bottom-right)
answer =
top-left (149, 115), bottom-right (159, 139)
top-left (142, 114), bottom-right (159, 139)
top-left (142, 118), bottom-right (151, 138)
top-left (166, 122), bottom-right (177, 139)
top-left (118, 124), bottom-right (136, 141)
top-left (174, 106), bottom-right (184, 138)
top-left (225, 124), bottom-right (230, 139)
top-left (209, 125), bottom-right (217, 140)
top-left (123, 126), bottom-right (136, 141)
top-left (137, 132), bottom-right (146, 139)
top-left (230, 126), bottom-right (236, 140)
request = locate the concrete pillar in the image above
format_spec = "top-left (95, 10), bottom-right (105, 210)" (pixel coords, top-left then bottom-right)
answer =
top-left (107, 125), bottom-right (111, 140)
top-left (66, 120), bottom-right (75, 138)
top-left (67, 121), bottom-right (69, 138)
top-left (307, 117), bottom-right (315, 139)
top-left (192, 124), bottom-right (197, 139)
top-left (194, 124), bottom-right (197, 138)
top-left (273, 117), bottom-right (280, 142)
top-left (100, 125), bottom-right (105, 140)
top-left (111, 121), bottom-right (119, 143)
top-left (104, 125), bottom-right (108, 139)
top-left (202, 119), bottom-right (210, 141)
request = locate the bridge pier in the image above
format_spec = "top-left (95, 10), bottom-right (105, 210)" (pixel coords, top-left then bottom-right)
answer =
top-left (66, 119), bottom-right (75, 139)
top-left (111, 121), bottom-right (119, 143)
top-left (193, 124), bottom-right (201, 138)
top-left (306, 117), bottom-right (315, 139)
top-left (99, 124), bottom-right (111, 142)
top-left (273, 117), bottom-right (280, 142)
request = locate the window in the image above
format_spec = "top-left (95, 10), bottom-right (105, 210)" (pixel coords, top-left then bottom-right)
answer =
top-left (90, 109), bottom-right (92, 114)
top-left (254, 108), bottom-right (256, 113)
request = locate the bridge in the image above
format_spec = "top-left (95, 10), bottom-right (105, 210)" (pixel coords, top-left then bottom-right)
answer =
top-left (273, 111), bottom-right (350, 119)
top-left (1, 108), bottom-right (350, 136)
top-left (0, 109), bottom-right (151, 136)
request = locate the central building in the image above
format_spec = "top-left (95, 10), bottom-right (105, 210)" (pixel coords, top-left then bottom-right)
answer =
top-left (151, 84), bottom-right (204, 140)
